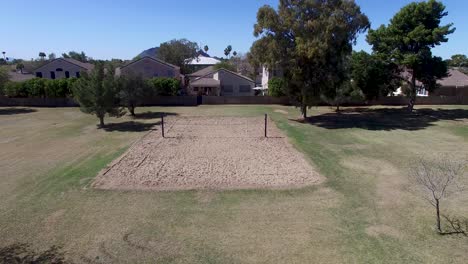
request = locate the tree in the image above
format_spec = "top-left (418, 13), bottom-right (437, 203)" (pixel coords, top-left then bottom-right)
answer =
top-left (62, 51), bottom-right (88, 62)
top-left (232, 51), bottom-right (238, 57)
top-left (204, 45), bottom-right (209, 53)
top-left (410, 157), bottom-right (465, 234)
top-left (268, 77), bottom-right (286, 97)
top-left (0, 67), bottom-right (9, 95)
top-left (157, 39), bottom-right (199, 74)
top-left (232, 53), bottom-right (255, 78)
top-left (38, 52), bottom-right (46, 60)
top-left (72, 63), bottom-right (124, 127)
top-left (224, 45), bottom-right (232, 59)
top-left (1, 51), bottom-right (5, 60)
top-left (16, 63), bottom-right (25, 73)
top-left (48, 53), bottom-right (56, 60)
top-left (251, 0), bottom-right (369, 118)
top-left (367, 0), bottom-right (455, 112)
top-left (213, 61), bottom-right (236, 72)
top-left (350, 51), bottom-right (400, 100)
top-left (118, 74), bottom-right (146, 116)
top-left (447, 54), bottom-right (468, 68)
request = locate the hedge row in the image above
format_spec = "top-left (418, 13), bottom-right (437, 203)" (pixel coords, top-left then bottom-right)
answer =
top-left (3, 78), bottom-right (78, 98)
top-left (2, 77), bottom-right (181, 98)
top-left (146, 77), bottom-right (181, 96)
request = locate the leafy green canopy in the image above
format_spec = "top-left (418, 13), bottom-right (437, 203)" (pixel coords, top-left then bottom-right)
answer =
top-left (447, 54), bottom-right (468, 68)
top-left (350, 51), bottom-right (400, 100)
top-left (251, 0), bottom-right (369, 117)
top-left (118, 74), bottom-right (147, 116)
top-left (157, 39), bottom-right (199, 74)
top-left (268, 77), bottom-right (286, 97)
top-left (72, 63), bottom-right (124, 127)
top-left (367, 0), bottom-right (454, 110)
top-left (213, 61), bottom-right (236, 72)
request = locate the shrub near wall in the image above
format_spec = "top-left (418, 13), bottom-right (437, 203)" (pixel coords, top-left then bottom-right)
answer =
top-left (2, 78), bottom-right (77, 98)
top-left (146, 78), bottom-right (180, 96)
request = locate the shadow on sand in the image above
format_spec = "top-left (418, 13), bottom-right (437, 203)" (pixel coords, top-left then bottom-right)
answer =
top-left (101, 121), bottom-right (160, 132)
top-left (293, 107), bottom-right (468, 131)
top-left (133, 111), bottom-right (178, 120)
top-left (0, 108), bottom-right (37, 115)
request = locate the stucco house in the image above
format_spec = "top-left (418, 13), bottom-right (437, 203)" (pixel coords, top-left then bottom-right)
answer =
top-left (188, 68), bottom-right (255, 96)
top-left (117, 56), bottom-right (181, 80)
top-left (34, 58), bottom-right (94, 79)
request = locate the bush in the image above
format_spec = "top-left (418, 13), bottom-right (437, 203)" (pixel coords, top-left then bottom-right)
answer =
top-left (268, 77), bottom-right (286, 97)
top-left (146, 77), bottom-right (180, 96)
top-left (45, 78), bottom-right (77, 98)
top-left (3, 82), bottom-right (27, 97)
top-left (23, 78), bottom-right (47, 97)
top-left (3, 78), bottom-right (77, 98)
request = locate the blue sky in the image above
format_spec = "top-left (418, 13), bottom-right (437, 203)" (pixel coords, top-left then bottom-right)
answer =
top-left (1, 0), bottom-right (466, 60)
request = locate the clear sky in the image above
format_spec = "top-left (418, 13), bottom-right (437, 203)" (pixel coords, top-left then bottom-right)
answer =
top-left (1, 0), bottom-right (466, 60)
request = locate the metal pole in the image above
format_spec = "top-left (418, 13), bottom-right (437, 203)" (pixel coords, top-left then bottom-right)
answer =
top-left (264, 114), bottom-right (267, 138)
top-left (161, 114), bottom-right (165, 138)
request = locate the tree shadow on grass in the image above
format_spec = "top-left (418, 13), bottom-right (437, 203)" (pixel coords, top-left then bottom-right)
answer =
top-left (0, 108), bottom-right (37, 115)
top-left (0, 243), bottom-right (67, 263)
top-left (102, 121), bottom-right (160, 132)
top-left (133, 111), bottom-right (178, 120)
top-left (293, 107), bottom-right (468, 131)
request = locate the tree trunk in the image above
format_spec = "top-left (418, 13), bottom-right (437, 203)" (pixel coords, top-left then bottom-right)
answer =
top-left (336, 104), bottom-right (340, 112)
top-left (436, 199), bottom-right (442, 233)
top-left (129, 105), bottom-right (135, 116)
top-left (408, 74), bottom-right (417, 112)
top-left (99, 115), bottom-right (105, 127)
top-left (302, 104), bottom-right (307, 119)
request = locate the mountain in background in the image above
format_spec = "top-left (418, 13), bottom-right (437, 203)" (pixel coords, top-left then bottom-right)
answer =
top-left (137, 47), bottom-right (160, 58)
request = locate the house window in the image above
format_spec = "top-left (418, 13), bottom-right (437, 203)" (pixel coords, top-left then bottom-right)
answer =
top-left (56, 68), bottom-right (63, 72)
top-left (50, 71), bottom-right (56, 79)
top-left (36, 72), bottom-right (43, 78)
top-left (65, 71), bottom-right (70, 78)
top-left (239, 85), bottom-right (251, 93)
top-left (76, 72), bottom-right (80, 78)
top-left (222, 85), bottom-right (233, 93)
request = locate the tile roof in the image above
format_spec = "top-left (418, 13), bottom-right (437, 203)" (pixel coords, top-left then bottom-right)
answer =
top-left (437, 69), bottom-right (468, 87)
top-left (190, 77), bottom-right (220, 87)
top-left (187, 66), bottom-right (214, 77)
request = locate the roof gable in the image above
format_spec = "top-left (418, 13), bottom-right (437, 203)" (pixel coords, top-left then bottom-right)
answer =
top-left (121, 56), bottom-right (180, 70)
top-left (438, 69), bottom-right (468, 87)
top-left (34, 58), bottom-right (93, 72)
top-left (196, 68), bottom-right (254, 83)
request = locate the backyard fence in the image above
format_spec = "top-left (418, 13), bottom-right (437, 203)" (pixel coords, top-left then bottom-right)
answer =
top-left (1, 95), bottom-right (468, 107)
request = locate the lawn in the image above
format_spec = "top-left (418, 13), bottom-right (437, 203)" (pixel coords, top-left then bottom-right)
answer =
top-left (0, 105), bottom-right (467, 263)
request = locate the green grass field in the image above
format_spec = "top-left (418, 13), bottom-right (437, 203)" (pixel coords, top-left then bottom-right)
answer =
top-left (0, 105), bottom-right (467, 263)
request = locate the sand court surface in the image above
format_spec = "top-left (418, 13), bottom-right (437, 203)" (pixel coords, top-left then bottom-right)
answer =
top-left (93, 116), bottom-right (322, 190)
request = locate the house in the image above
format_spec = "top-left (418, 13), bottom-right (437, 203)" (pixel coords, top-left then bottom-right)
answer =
top-left (260, 66), bottom-right (283, 89)
top-left (392, 69), bottom-right (468, 97)
top-left (34, 58), bottom-right (94, 79)
top-left (432, 69), bottom-right (468, 96)
top-left (188, 68), bottom-right (255, 96)
top-left (117, 56), bottom-right (181, 80)
top-left (187, 54), bottom-right (220, 73)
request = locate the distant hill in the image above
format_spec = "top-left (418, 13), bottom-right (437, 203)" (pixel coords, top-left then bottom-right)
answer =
top-left (137, 47), bottom-right (159, 58)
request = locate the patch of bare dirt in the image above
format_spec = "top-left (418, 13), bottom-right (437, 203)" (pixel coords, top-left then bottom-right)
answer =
top-left (366, 224), bottom-right (402, 239)
top-left (274, 109), bottom-right (288, 115)
top-left (93, 117), bottom-right (322, 190)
